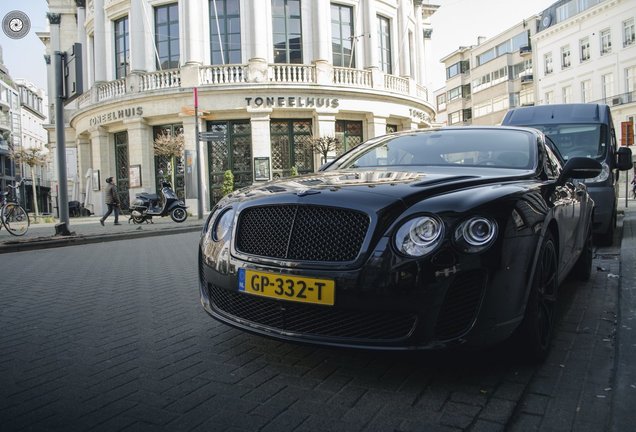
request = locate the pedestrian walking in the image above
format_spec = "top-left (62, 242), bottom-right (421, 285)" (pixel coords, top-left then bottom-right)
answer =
top-left (100, 176), bottom-right (121, 226)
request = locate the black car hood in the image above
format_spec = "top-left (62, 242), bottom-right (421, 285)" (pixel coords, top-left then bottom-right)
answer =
top-left (228, 167), bottom-right (534, 209)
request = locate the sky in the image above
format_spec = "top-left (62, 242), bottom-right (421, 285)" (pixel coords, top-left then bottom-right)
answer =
top-left (0, 0), bottom-right (558, 98)
top-left (0, 1), bottom-right (48, 90)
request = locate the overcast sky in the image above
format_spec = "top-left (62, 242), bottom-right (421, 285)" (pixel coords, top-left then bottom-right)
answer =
top-left (0, 0), bottom-right (557, 98)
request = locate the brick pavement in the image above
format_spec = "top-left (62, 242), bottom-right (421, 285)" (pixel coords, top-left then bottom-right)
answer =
top-left (0, 210), bottom-right (634, 431)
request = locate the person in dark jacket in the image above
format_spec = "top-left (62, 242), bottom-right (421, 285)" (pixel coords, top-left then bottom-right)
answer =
top-left (100, 176), bottom-right (121, 226)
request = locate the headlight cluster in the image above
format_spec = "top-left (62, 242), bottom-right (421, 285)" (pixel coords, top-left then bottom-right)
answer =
top-left (583, 161), bottom-right (609, 183)
top-left (395, 216), bottom-right (444, 257)
top-left (394, 214), bottom-right (498, 257)
top-left (210, 207), bottom-right (235, 241)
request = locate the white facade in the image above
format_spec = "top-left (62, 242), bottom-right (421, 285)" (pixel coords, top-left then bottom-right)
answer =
top-left (533, 0), bottom-right (636, 143)
top-left (41, 0), bottom-right (437, 216)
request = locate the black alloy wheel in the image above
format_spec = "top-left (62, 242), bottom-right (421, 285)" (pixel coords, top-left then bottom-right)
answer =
top-left (516, 232), bottom-right (559, 362)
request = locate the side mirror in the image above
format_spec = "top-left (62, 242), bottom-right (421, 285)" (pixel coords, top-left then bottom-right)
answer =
top-left (616, 147), bottom-right (632, 171)
top-left (560, 157), bottom-right (602, 181)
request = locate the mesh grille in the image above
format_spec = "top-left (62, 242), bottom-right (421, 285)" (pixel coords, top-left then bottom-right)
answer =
top-left (433, 271), bottom-right (487, 340)
top-left (208, 284), bottom-right (417, 342)
top-left (236, 205), bottom-right (369, 262)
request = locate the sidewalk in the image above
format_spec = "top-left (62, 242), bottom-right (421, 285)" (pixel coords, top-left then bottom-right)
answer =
top-left (0, 213), bottom-right (205, 254)
top-left (612, 203), bottom-right (636, 431)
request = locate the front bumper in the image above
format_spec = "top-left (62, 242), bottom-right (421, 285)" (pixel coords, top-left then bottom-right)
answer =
top-left (198, 239), bottom-right (532, 350)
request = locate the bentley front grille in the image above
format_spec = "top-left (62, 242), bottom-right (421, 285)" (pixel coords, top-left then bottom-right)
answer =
top-left (235, 205), bottom-right (369, 262)
top-left (208, 284), bottom-right (418, 342)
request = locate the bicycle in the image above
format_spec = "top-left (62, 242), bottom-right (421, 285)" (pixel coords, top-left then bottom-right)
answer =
top-left (0, 180), bottom-right (30, 236)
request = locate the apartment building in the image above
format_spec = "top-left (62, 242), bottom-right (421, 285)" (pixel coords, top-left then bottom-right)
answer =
top-left (436, 18), bottom-right (540, 126)
top-left (534, 0), bottom-right (636, 144)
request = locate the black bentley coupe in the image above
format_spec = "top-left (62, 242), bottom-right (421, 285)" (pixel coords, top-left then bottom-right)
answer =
top-left (199, 126), bottom-right (602, 360)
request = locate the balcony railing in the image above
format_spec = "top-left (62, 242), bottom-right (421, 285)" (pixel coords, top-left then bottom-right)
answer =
top-left (591, 91), bottom-right (636, 107)
top-left (80, 63), bottom-right (430, 108)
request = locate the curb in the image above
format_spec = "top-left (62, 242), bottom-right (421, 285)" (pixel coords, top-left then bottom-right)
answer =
top-left (0, 224), bottom-right (202, 254)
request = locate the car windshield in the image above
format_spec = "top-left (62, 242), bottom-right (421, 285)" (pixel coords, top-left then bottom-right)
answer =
top-left (331, 128), bottom-right (536, 170)
top-left (525, 124), bottom-right (604, 161)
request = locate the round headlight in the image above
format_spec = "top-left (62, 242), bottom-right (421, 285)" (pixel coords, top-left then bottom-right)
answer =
top-left (454, 216), bottom-right (498, 253)
top-left (395, 215), bottom-right (444, 257)
top-left (213, 208), bottom-right (235, 241)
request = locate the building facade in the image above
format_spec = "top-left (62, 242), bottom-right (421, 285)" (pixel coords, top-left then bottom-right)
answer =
top-left (41, 0), bottom-right (438, 216)
top-left (436, 19), bottom-right (540, 126)
top-left (533, 0), bottom-right (636, 144)
top-left (15, 79), bottom-right (51, 214)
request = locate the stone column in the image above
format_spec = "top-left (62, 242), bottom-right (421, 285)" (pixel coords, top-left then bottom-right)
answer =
top-left (249, 0), bottom-right (268, 61)
top-left (124, 118), bottom-right (153, 201)
top-left (181, 0), bottom-right (205, 65)
top-left (76, 134), bottom-right (92, 208)
top-left (398, 0), bottom-right (410, 77)
top-left (93, 0), bottom-right (106, 82)
top-left (90, 126), bottom-right (111, 215)
top-left (367, 115), bottom-right (387, 140)
top-left (314, 112), bottom-right (337, 166)
top-left (250, 111), bottom-right (272, 181)
top-left (180, 114), bottom-right (207, 213)
top-left (364, 0), bottom-right (378, 70)
top-left (414, 1), bottom-right (425, 84)
top-left (130, 0), bottom-right (148, 72)
top-left (76, 2), bottom-right (89, 89)
top-left (313, 0), bottom-right (330, 62)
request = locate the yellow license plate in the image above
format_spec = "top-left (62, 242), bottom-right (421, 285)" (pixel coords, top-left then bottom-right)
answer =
top-left (238, 268), bottom-right (335, 306)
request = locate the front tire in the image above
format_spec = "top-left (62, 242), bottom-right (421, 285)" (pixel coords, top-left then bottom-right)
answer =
top-left (170, 207), bottom-right (187, 223)
top-left (515, 232), bottom-right (559, 362)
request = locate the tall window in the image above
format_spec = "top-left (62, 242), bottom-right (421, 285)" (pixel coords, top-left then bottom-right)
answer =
top-left (561, 45), bottom-right (571, 69)
top-left (624, 18), bottom-right (635, 47)
top-left (600, 28), bottom-right (612, 55)
top-left (545, 91), bottom-right (554, 104)
top-left (626, 66), bottom-right (636, 92)
top-left (114, 16), bottom-right (129, 79)
top-left (579, 37), bottom-right (590, 62)
top-left (602, 73), bottom-right (614, 100)
top-left (377, 15), bottom-right (392, 74)
top-left (544, 52), bottom-right (553, 75)
top-left (331, 4), bottom-right (354, 67)
top-left (272, 0), bottom-right (302, 63)
top-left (562, 86), bottom-right (572, 103)
top-left (209, 0), bottom-right (241, 64)
top-left (155, 3), bottom-right (180, 69)
top-left (581, 80), bottom-right (591, 102)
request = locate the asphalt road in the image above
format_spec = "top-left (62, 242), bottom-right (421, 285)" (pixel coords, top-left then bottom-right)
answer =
top-left (0, 229), bottom-right (625, 431)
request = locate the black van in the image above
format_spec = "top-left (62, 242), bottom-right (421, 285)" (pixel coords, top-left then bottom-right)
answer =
top-left (502, 103), bottom-right (632, 245)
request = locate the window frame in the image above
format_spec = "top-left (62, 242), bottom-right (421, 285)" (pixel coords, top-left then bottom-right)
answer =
top-left (114, 15), bottom-right (130, 79)
top-left (272, 0), bottom-right (303, 64)
top-left (154, 3), bottom-right (180, 70)
top-left (209, 0), bottom-right (242, 65)
top-left (377, 14), bottom-right (392, 74)
top-left (331, 3), bottom-right (355, 68)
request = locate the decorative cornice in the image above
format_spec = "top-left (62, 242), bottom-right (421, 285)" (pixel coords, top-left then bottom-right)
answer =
top-left (46, 13), bottom-right (61, 25)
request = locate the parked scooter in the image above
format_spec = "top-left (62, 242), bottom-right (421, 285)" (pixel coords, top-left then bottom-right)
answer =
top-left (129, 180), bottom-right (188, 224)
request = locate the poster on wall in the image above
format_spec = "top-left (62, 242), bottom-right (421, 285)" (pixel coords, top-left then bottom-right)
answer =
top-left (92, 170), bottom-right (100, 191)
top-left (129, 165), bottom-right (142, 188)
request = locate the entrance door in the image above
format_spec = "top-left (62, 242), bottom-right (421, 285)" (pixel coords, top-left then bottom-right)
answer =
top-left (207, 121), bottom-right (252, 205)
top-left (114, 131), bottom-right (130, 209)
top-left (270, 119), bottom-right (313, 178)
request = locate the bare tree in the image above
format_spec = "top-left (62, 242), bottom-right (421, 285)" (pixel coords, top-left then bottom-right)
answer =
top-left (10, 147), bottom-right (47, 222)
top-left (310, 136), bottom-right (341, 165)
top-left (153, 130), bottom-right (185, 186)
